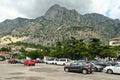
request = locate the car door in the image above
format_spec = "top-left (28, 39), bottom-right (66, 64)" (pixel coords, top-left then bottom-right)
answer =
top-left (69, 63), bottom-right (79, 71)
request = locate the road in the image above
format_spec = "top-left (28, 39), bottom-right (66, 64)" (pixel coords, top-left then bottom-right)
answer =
top-left (0, 61), bottom-right (120, 80)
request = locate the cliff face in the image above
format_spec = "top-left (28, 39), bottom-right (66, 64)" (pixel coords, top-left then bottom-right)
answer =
top-left (0, 4), bottom-right (120, 46)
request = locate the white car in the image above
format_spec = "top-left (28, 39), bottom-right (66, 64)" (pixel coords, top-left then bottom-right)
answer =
top-left (46, 58), bottom-right (58, 64)
top-left (56, 58), bottom-right (70, 65)
top-left (103, 62), bottom-right (120, 74)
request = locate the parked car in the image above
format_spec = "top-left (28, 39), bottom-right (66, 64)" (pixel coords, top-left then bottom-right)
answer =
top-left (8, 59), bottom-right (18, 64)
top-left (36, 59), bottom-right (44, 63)
top-left (91, 62), bottom-right (104, 72)
top-left (24, 60), bottom-right (35, 66)
top-left (105, 61), bottom-right (117, 66)
top-left (56, 58), bottom-right (70, 65)
top-left (19, 59), bottom-right (27, 64)
top-left (32, 60), bottom-right (39, 63)
top-left (46, 58), bottom-right (58, 64)
top-left (64, 61), bottom-right (94, 74)
top-left (103, 62), bottom-right (120, 74)
top-left (93, 61), bottom-right (110, 68)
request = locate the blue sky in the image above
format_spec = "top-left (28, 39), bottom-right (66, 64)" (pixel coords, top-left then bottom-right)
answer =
top-left (105, 9), bottom-right (111, 16)
top-left (0, 0), bottom-right (120, 22)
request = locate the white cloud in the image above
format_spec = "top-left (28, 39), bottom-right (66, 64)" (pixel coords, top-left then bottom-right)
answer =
top-left (0, 0), bottom-right (120, 22)
top-left (0, 0), bottom-right (33, 22)
top-left (90, 0), bottom-right (110, 14)
top-left (107, 0), bottom-right (120, 19)
top-left (109, 7), bottom-right (120, 19)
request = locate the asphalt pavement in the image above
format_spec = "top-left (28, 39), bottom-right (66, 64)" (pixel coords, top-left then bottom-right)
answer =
top-left (0, 61), bottom-right (120, 80)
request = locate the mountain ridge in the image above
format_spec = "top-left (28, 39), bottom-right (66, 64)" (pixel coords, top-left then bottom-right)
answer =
top-left (0, 4), bottom-right (120, 46)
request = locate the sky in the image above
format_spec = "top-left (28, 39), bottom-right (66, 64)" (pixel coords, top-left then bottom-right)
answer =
top-left (0, 0), bottom-right (120, 22)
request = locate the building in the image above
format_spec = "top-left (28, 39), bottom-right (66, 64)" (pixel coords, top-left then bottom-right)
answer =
top-left (0, 45), bottom-right (20, 58)
top-left (0, 52), bottom-right (13, 58)
top-left (109, 38), bottom-right (120, 46)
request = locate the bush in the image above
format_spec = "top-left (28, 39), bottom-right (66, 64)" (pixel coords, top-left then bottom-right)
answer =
top-left (0, 56), bottom-right (5, 61)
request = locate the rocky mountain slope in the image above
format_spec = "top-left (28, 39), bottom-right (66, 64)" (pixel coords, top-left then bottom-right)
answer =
top-left (0, 4), bottom-right (120, 46)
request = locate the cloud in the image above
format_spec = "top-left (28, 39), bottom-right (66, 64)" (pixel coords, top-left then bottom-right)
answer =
top-left (0, 0), bottom-right (30, 22)
top-left (107, 0), bottom-right (120, 19)
top-left (90, 0), bottom-right (110, 14)
top-left (109, 7), bottom-right (120, 19)
top-left (0, 0), bottom-right (120, 22)
top-left (18, 0), bottom-right (92, 18)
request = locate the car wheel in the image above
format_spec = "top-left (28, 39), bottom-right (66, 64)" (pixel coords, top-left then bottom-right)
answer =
top-left (32, 64), bottom-right (35, 66)
top-left (94, 67), bottom-right (97, 72)
top-left (64, 68), bottom-right (69, 72)
top-left (82, 69), bottom-right (88, 74)
top-left (55, 63), bottom-right (57, 65)
top-left (107, 69), bottom-right (113, 74)
top-left (90, 71), bottom-right (93, 73)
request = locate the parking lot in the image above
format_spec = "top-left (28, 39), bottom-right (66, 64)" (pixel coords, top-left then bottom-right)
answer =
top-left (0, 61), bottom-right (120, 80)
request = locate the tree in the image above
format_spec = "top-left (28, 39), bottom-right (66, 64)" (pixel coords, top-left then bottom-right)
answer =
top-left (27, 50), bottom-right (43, 59)
top-left (88, 38), bottom-right (102, 59)
top-left (0, 56), bottom-right (5, 60)
top-left (76, 40), bottom-right (88, 59)
top-left (0, 47), bottom-right (11, 52)
top-left (63, 37), bottom-right (78, 59)
top-left (19, 47), bottom-right (26, 52)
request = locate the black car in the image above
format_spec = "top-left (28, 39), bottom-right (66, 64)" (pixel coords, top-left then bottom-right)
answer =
top-left (64, 61), bottom-right (94, 74)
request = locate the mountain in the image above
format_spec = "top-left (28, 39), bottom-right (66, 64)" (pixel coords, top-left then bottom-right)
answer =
top-left (0, 4), bottom-right (120, 46)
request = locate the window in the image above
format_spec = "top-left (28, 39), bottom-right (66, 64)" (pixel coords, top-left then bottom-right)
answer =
top-left (60, 59), bottom-right (66, 61)
top-left (115, 63), bottom-right (120, 67)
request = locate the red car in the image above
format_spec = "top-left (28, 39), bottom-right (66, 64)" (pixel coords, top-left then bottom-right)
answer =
top-left (8, 59), bottom-right (17, 64)
top-left (32, 60), bottom-right (38, 63)
top-left (24, 60), bottom-right (35, 66)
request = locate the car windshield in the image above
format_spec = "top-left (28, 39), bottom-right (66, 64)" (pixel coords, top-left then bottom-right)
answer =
top-left (115, 63), bottom-right (120, 67)
top-left (60, 59), bottom-right (66, 61)
top-left (71, 61), bottom-right (87, 65)
top-left (71, 62), bottom-right (78, 65)
top-left (94, 61), bottom-right (105, 65)
top-left (48, 59), bottom-right (55, 61)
